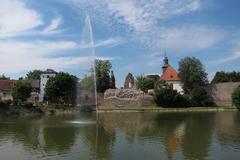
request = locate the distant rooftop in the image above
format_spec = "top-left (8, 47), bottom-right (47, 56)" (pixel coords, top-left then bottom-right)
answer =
top-left (41, 69), bottom-right (57, 74)
top-left (0, 80), bottom-right (40, 92)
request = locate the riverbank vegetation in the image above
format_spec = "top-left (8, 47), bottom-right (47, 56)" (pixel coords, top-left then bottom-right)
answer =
top-left (232, 86), bottom-right (240, 108)
top-left (44, 72), bottom-right (77, 105)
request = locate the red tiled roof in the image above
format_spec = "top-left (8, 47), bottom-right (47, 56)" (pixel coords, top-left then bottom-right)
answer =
top-left (0, 80), bottom-right (15, 91)
top-left (160, 65), bottom-right (181, 81)
top-left (0, 80), bottom-right (40, 91)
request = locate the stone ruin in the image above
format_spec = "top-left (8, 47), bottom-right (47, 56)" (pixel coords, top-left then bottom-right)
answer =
top-left (103, 89), bottom-right (154, 107)
top-left (101, 73), bottom-right (155, 108)
top-left (124, 73), bottom-right (135, 89)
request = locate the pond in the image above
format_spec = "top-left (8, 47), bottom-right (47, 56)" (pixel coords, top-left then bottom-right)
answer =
top-left (0, 112), bottom-right (240, 160)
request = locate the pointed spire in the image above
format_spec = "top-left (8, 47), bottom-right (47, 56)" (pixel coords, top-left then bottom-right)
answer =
top-left (162, 49), bottom-right (169, 74)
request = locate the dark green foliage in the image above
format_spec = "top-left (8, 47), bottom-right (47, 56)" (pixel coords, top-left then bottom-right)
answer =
top-left (26, 70), bottom-right (41, 80)
top-left (211, 71), bottom-right (240, 84)
top-left (154, 80), bottom-right (168, 90)
top-left (136, 75), bottom-right (155, 93)
top-left (0, 74), bottom-right (10, 80)
top-left (0, 101), bottom-right (9, 107)
top-left (11, 82), bottom-right (32, 102)
top-left (178, 57), bottom-right (211, 106)
top-left (95, 59), bottom-right (112, 93)
top-left (110, 70), bottom-right (116, 89)
top-left (154, 81), bottom-right (190, 107)
top-left (232, 86), bottom-right (240, 108)
top-left (44, 72), bottom-right (78, 105)
top-left (179, 57), bottom-right (208, 94)
top-left (190, 86), bottom-right (211, 106)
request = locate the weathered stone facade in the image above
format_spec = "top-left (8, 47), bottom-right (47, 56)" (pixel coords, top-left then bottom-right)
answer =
top-left (124, 73), bottom-right (135, 89)
top-left (103, 89), bottom-right (155, 107)
top-left (209, 82), bottom-right (240, 106)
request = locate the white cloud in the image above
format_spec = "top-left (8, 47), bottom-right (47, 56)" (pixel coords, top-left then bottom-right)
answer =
top-left (214, 49), bottom-right (240, 65)
top-left (94, 38), bottom-right (124, 48)
top-left (66, 0), bottom-right (225, 52)
top-left (0, 38), bottom-right (122, 73)
top-left (0, 0), bottom-right (43, 37)
top-left (67, 0), bottom-right (202, 32)
top-left (42, 17), bottom-right (62, 35)
top-left (159, 26), bottom-right (226, 52)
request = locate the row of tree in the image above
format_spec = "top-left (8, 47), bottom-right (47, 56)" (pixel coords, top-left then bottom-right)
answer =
top-left (211, 71), bottom-right (240, 84)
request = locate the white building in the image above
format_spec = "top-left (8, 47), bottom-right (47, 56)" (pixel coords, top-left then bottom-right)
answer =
top-left (39, 69), bottom-right (57, 102)
top-left (160, 55), bottom-right (184, 94)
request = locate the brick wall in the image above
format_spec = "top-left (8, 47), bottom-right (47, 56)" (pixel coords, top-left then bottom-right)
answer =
top-left (209, 82), bottom-right (240, 106)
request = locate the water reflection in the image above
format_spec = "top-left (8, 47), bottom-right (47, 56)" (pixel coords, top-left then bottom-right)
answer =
top-left (181, 113), bottom-right (215, 160)
top-left (0, 112), bottom-right (240, 159)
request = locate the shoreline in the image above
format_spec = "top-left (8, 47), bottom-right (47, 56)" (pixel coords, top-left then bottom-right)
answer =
top-left (97, 106), bottom-right (238, 113)
top-left (0, 105), bottom-right (238, 117)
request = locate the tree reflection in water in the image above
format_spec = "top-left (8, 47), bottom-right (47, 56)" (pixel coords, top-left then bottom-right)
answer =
top-left (1, 112), bottom-right (240, 160)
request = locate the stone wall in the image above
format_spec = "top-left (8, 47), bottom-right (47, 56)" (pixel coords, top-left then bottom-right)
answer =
top-left (102, 89), bottom-right (155, 108)
top-left (209, 82), bottom-right (240, 106)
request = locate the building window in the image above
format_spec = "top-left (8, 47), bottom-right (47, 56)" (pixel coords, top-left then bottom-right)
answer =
top-left (47, 75), bottom-right (49, 78)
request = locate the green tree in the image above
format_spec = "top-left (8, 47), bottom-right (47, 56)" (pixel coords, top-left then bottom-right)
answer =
top-left (135, 75), bottom-right (155, 93)
top-left (232, 86), bottom-right (240, 108)
top-left (26, 70), bottom-right (41, 80)
top-left (191, 86), bottom-right (211, 106)
top-left (211, 71), bottom-right (240, 83)
top-left (95, 59), bottom-right (112, 93)
top-left (79, 75), bottom-right (94, 91)
top-left (11, 82), bottom-right (32, 102)
top-left (0, 74), bottom-right (10, 80)
top-left (179, 57), bottom-right (208, 93)
top-left (110, 70), bottom-right (116, 89)
top-left (154, 81), bottom-right (189, 107)
top-left (178, 57), bottom-right (210, 106)
top-left (44, 72), bottom-right (78, 104)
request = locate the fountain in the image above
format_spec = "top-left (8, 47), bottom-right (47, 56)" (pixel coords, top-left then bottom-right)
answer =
top-left (77, 15), bottom-right (98, 111)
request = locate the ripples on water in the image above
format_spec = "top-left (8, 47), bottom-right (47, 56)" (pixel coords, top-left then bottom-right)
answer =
top-left (0, 112), bottom-right (240, 160)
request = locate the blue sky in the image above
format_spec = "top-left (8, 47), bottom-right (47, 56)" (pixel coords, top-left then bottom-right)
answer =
top-left (0, 0), bottom-right (240, 87)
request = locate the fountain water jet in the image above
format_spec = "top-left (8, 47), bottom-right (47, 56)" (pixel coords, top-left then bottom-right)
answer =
top-left (77, 15), bottom-right (98, 111)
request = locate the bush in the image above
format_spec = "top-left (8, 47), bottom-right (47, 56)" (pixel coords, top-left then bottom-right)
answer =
top-left (136, 75), bottom-right (155, 93)
top-left (0, 101), bottom-right (7, 108)
top-left (190, 86), bottom-right (212, 106)
top-left (154, 87), bottom-right (190, 107)
top-left (44, 72), bottom-right (77, 105)
top-left (11, 81), bottom-right (32, 103)
top-left (232, 86), bottom-right (240, 108)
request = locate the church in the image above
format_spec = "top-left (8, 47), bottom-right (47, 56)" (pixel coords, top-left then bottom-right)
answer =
top-left (160, 55), bottom-right (184, 94)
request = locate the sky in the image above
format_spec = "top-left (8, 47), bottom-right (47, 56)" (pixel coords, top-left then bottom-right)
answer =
top-left (0, 0), bottom-right (240, 87)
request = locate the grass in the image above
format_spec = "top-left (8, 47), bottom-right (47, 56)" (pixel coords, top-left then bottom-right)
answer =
top-left (97, 106), bottom-right (238, 113)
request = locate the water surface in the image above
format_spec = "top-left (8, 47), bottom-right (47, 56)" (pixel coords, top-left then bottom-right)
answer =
top-left (0, 112), bottom-right (240, 160)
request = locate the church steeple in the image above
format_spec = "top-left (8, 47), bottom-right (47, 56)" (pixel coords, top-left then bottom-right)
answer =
top-left (162, 50), bottom-right (169, 74)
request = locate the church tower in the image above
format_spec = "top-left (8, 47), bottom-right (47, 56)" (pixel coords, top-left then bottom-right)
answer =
top-left (162, 50), bottom-right (169, 74)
